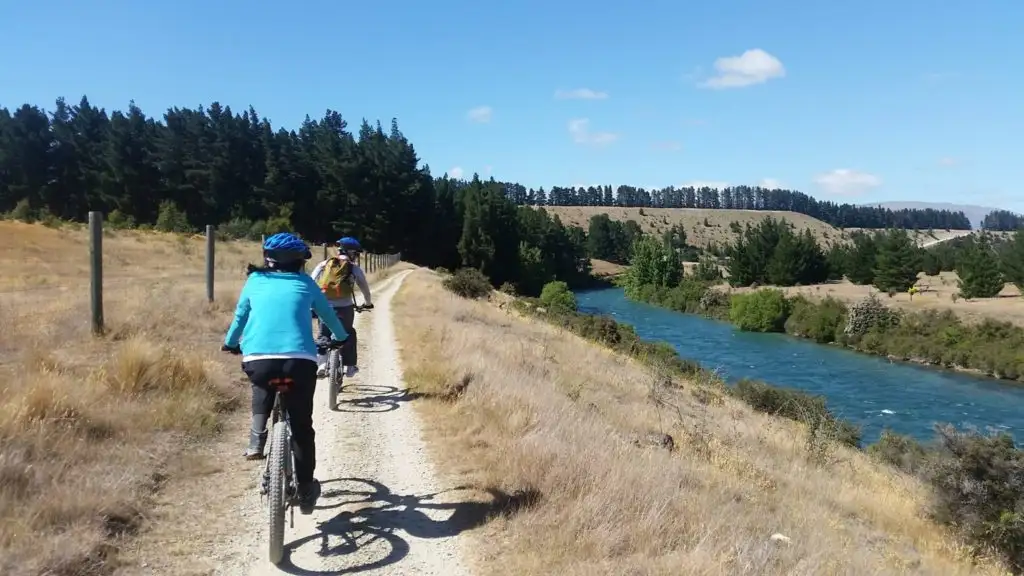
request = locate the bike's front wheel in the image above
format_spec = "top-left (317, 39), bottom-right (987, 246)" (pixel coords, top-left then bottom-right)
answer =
top-left (327, 350), bottom-right (341, 410)
top-left (267, 420), bottom-right (289, 564)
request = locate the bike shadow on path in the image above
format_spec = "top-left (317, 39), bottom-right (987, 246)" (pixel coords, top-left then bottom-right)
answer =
top-left (331, 384), bottom-right (418, 414)
top-left (277, 477), bottom-right (540, 575)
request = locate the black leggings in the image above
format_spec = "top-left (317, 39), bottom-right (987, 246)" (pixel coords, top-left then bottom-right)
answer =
top-left (242, 358), bottom-right (318, 483)
top-left (318, 305), bottom-right (357, 366)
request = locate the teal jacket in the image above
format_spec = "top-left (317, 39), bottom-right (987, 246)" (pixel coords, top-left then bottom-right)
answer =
top-left (224, 270), bottom-right (348, 358)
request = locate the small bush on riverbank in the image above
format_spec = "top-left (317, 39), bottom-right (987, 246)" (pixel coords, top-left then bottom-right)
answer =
top-left (729, 289), bottom-right (789, 332)
top-left (442, 267), bottom-right (493, 299)
top-left (731, 378), bottom-right (861, 448)
top-left (539, 281), bottom-right (577, 313)
top-left (785, 295), bottom-right (847, 343)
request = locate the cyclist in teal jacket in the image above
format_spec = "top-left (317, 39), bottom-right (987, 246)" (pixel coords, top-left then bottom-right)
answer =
top-left (222, 232), bottom-right (348, 512)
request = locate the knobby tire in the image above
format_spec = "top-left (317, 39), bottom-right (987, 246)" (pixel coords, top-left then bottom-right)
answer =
top-left (328, 349), bottom-right (341, 410)
top-left (267, 420), bottom-right (289, 564)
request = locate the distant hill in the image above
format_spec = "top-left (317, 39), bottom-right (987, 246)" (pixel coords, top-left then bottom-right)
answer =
top-left (865, 202), bottom-right (1000, 229)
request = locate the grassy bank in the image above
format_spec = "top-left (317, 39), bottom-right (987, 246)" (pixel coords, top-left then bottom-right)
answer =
top-left (0, 221), bottom-right (257, 574)
top-left (392, 267), bottom-right (1010, 574)
top-left (628, 279), bottom-right (1024, 382)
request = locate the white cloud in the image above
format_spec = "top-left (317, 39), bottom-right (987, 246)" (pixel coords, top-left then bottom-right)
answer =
top-left (448, 166), bottom-right (464, 179)
top-left (567, 118), bottom-right (618, 146)
top-left (758, 178), bottom-right (784, 189)
top-left (700, 48), bottom-right (786, 89)
top-left (466, 105), bottom-right (492, 123)
top-left (554, 88), bottom-right (609, 100)
top-left (814, 169), bottom-right (882, 196)
top-left (938, 157), bottom-right (958, 167)
top-left (680, 180), bottom-right (729, 190)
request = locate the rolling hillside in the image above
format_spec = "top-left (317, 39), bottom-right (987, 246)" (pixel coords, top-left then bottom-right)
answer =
top-left (542, 206), bottom-right (847, 249)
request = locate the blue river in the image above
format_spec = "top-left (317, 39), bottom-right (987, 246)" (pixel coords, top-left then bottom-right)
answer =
top-left (576, 287), bottom-right (1024, 445)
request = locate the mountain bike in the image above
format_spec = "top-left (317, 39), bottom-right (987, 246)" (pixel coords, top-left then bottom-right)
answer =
top-left (223, 341), bottom-right (343, 564)
top-left (319, 304), bottom-right (372, 411)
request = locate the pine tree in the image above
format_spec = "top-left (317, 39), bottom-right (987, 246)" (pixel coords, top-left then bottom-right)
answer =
top-left (957, 233), bottom-right (1005, 299)
top-left (1000, 229), bottom-right (1024, 291)
top-left (872, 229), bottom-right (920, 292)
top-left (845, 232), bottom-right (878, 285)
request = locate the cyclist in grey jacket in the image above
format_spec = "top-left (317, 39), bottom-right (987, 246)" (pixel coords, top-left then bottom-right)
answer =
top-left (310, 236), bottom-right (372, 378)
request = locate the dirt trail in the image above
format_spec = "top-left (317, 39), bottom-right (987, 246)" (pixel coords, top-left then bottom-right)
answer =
top-left (217, 269), bottom-right (472, 575)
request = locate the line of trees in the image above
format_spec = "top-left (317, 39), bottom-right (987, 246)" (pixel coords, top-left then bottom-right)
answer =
top-left (509, 184), bottom-right (972, 230)
top-left (981, 209), bottom-right (1024, 231)
top-left (0, 96), bottom-right (590, 296)
top-left (623, 214), bottom-right (1024, 302)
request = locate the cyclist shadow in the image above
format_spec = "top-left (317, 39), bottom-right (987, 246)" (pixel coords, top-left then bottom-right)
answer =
top-left (278, 477), bottom-right (540, 575)
top-left (332, 384), bottom-right (417, 414)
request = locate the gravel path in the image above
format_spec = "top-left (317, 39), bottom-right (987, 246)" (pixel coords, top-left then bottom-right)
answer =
top-left (216, 269), bottom-right (472, 575)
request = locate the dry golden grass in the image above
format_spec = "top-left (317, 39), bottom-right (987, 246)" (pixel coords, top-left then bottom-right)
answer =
top-left (543, 206), bottom-right (847, 249)
top-left (0, 220), bottom-right (261, 575)
top-left (393, 269), bottom-right (1008, 575)
top-left (730, 271), bottom-right (1024, 327)
top-left (589, 258), bottom-right (628, 277)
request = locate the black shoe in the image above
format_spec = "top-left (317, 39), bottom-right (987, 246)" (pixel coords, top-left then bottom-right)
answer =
top-left (244, 430), bottom-right (267, 460)
top-left (297, 479), bottom-right (321, 514)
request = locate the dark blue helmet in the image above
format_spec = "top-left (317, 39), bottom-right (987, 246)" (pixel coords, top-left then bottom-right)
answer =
top-left (262, 232), bottom-right (312, 263)
top-left (336, 236), bottom-right (363, 252)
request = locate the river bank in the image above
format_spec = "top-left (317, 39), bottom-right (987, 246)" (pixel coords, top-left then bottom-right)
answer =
top-left (514, 281), bottom-right (1024, 571)
top-left (624, 280), bottom-right (1024, 384)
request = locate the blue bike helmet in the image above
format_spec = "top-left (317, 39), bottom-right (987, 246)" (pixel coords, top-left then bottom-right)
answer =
top-left (336, 236), bottom-right (363, 252)
top-left (262, 232), bottom-right (312, 264)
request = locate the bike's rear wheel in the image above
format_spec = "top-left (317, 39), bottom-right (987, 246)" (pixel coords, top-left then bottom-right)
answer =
top-left (267, 420), bottom-right (289, 564)
top-left (327, 349), bottom-right (341, 410)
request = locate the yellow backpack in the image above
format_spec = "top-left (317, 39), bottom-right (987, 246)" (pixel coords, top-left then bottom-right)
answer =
top-left (317, 256), bottom-right (354, 300)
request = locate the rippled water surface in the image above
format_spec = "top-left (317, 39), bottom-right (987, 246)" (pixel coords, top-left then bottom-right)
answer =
top-left (576, 288), bottom-right (1024, 444)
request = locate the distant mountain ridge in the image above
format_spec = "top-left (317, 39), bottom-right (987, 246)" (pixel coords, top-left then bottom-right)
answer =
top-left (864, 202), bottom-right (1001, 229)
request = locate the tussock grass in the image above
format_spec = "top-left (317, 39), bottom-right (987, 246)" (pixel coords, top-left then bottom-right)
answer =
top-left (393, 269), bottom-right (1008, 575)
top-left (0, 221), bottom-right (252, 575)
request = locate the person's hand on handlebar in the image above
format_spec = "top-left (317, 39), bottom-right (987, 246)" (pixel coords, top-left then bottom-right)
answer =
top-left (221, 344), bottom-right (242, 355)
top-left (315, 335), bottom-right (348, 353)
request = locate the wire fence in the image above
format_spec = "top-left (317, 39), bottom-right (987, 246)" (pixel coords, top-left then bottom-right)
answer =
top-left (77, 214), bottom-right (402, 335)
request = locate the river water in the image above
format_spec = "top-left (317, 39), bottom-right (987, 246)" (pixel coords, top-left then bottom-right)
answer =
top-left (576, 288), bottom-right (1024, 445)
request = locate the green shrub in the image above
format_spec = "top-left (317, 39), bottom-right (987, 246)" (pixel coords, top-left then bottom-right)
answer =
top-left (218, 217), bottom-right (257, 240)
top-left (107, 209), bottom-right (136, 230)
top-left (539, 281), bottom-right (577, 313)
top-left (9, 198), bottom-right (34, 223)
top-left (442, 268), bottom-right (492, 299)
top-left (866, 429), bottom-right (930, 475)
top-left (785, 296), bottom-right (847, 343)
top-left (155, 200), bottom-right (191, 233)
top-left (692, 256), bottom-right (722, 282)
top-left (928, 426), bottom-right (1024, 571)
top-left (729, 289), bottom-right (790, 332)
top-left (731, 378), bottom-right (860, 447)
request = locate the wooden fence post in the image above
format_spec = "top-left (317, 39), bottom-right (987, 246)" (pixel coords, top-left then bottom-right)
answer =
top-left (89, 211), bottom-right (104, 335)
top-left (205, 225), bottom-right (215, 302)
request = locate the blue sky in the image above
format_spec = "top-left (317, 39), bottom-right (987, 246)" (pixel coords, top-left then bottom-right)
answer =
top-left (1, 0), bottom-right (1021, 209)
